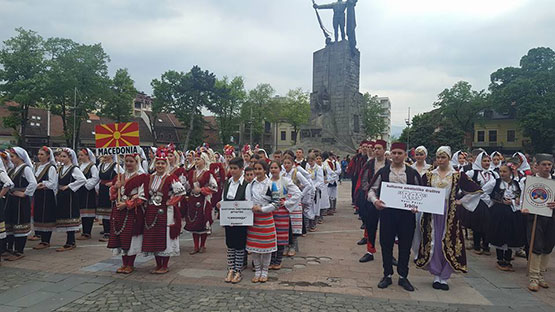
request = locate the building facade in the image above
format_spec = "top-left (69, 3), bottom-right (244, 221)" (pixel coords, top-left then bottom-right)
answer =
top-left (472, 110), bottom-right (530, 154)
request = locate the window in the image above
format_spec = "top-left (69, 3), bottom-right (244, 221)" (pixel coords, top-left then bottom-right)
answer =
top-left (291, 131), bottom-right (296, 141)
top-left (37, 116), bottom-right (41, 120)
top-left (476, 130), bottom-right (485, 142)
top-left (488, 130), bottom-right (497, 142)
top-left (264, 121), bottom-right (271, 133)
top-left (30, 122), bottom-right (35, 126)
top-left (507, 130), bottom-right (516, 142)
top-left (86, 120), bottom-right (92, 123)
top-left (135, 101), bottom-right (141, 109)
top-left (281, 131), bottom-right (286, 141)
top-left (31, 116), bottom-right (37, 120)
top-left (353, 115), bottom-right (360, 133)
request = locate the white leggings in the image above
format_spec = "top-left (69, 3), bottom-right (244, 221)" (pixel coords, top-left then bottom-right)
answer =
top-left (251, 252), bottom-right (272, 277)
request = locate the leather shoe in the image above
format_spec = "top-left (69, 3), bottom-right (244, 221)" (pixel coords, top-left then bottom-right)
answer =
top-left (356, 238), bottom-right (367, 245)
top-left (440, 283), bottom-right (449, 291)
top-left (398, 278), bottom-right (414, 291)
top-left (359, 253), bottom-right (374, 263)
top-left (433, 282), bottom-right (442, 290)
top-left (392, 256), bottom-right (398, 266)
top-left (378, 276), bottom-right (392, 289)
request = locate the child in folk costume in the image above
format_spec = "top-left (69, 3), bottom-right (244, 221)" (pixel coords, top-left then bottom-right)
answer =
top-left (315, 153), bottom-right (331, 221)
top-left (184, 151), bottom-right (218, 254)
top-left (268, 161), bottom-right (301, 270)
top-left (3, 148), bottom-right (36, 261)
top-left (108, 153), bottom-right (148, 274)
top-left (485, 163), bottom-right (525, 272)
top-left (416, 146), bottom-right (482, 291)
top-left (305, 153), bottom-right (325, 231)
top-left (76, 148), bottom-right (99, 240)
top-left (143, 147), bottom-right (186, 274)
top-left (0, 157), bottom-right (13, 262)
top-left (97, 155), bottom-right (119, 242)
top-left (55, 148), bottom-right (86, 252)
top-left (32, 146), bottom-right (58, 250)
top-left (450, 150), bottom-right (467, 171)
top-left (322, 152), bottom-right (340, 216)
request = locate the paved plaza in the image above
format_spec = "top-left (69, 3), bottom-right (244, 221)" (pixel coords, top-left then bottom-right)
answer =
top-left (1, 182), bottom-right (554, 311)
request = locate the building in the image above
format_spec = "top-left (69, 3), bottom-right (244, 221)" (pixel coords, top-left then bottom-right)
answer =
top-left (472, 109), bottom-right (530, 154)
top-left (134, 92), bottom-right (152, 117)
top-left (377, 97), bottom-right (392, 143)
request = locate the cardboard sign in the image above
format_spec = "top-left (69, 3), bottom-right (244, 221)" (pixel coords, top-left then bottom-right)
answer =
top-left (522, 176), bottom-right (555, 217)
top-left (220, 201), bottom-right (254, 226)
top-left (379, 182), bottom-right (447, 215)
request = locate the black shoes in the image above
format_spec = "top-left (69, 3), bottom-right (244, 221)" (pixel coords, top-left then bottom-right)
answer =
top-left (378, 276), bottom-right (392, 289)
top-left (359, 253), bottom-right (374, 262)
top-left (398, 278), bottom-right (415, 291)
top-left (357, 237), bottom-right (367, 245)
top-left (359, 223), bottom-right (365, 229)
top-left (433, 282), bottom-right (449, 291)
top-left (392, 256), bottom-right (398, 266)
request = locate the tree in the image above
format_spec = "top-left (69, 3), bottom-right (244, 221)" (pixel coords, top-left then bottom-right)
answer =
top-left (489, 47), bottom-right (555, 153)
top-left (100, 68), bottom-right (136, 122)
top-left (240, 83), bottom-right (275, 145)
top-left (279, 88), bottom-right (310, 145)
top-left (0, 28), bottom-right (46, 147)
top-left (433, 81), bottom-right (488, 147)
top-left (361, 92), bottom-right (387, 139)
top-left (212, 76), bottom-right (246, 145)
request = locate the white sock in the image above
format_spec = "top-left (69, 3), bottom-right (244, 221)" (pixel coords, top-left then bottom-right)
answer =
top-left (434, 276), bottom-right (440, 283)
top-left (440, 279), bottom-right (448, 285)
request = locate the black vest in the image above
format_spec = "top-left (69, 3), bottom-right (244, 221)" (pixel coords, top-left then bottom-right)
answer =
top-left (9, 165), bottom-right (30, 189)
top-left (490, 179), bottom-right (521, 203)
top-left (223, 178), bottom-right (248, 201)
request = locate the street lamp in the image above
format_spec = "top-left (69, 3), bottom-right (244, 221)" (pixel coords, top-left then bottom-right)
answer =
top-left (404, 107), bottom-right (411, 151)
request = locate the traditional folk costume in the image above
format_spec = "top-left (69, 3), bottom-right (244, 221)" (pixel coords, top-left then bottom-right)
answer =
top-left (513, 152), bottom-right (532, 181)
top-left (0, 158), bottom-right (14, 261)
top-left (410, 145), bottom-right (432, 259)
top-left (108, 155), bottom-right (148, 274)
top-left (148, 147), bottom-right (157, 174)
top-left (282, 165), bottom-right (314, 253)
top-left (450, 150), bottom-right (467, 172)
top-left (323, 156), bottom-right (341, 215)
top-left (137, 147), bottom-right (149, 174)
top-left (4, 147), bottom-right (37, 259)
top-left (210, 161), bottom-right (226, 211)
top-left (143, 148), bottom-right (186, 273)
top-left (78, 148), bottom-right (99, 239)
top-left (97, 158), bottom-right (118, 241)
top-left (32, 147), bottom-right (58, 249)
top-left (317, 161), bottom-right (331, 221)
top-left (56, 149), bottom-right (86, 251)
top-left (305, 162), bottom-right (325, 230)
top-left (416, 146), bottom-right (482, 290)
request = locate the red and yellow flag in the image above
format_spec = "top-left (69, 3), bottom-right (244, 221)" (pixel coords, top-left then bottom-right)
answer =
top-left (95, 122), bottom-right (140, 148)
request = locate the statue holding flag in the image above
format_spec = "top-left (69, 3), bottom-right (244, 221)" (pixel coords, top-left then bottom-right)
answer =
top-left (313, 0), bottom-right (358, 51)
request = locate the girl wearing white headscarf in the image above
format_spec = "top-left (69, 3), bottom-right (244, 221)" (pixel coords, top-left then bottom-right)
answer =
top-left (76, 148), bottom-right (100, 240)
top-left (97, 155), bottom-right (118, 242)
top-left (3, 147), bottom-right (38, 261)
top-left (450, 150), bottom-right (466, 171)
top-left (137, 147), bottom-right (149, 174)
top-left (0, 155), bottom-right (14, 260)
top-left (55, 148), bottom-right (86, 252)
top-left (31, 146), bottom-right (58, 250)
top-left (512, 152), bottom-right (532, 181)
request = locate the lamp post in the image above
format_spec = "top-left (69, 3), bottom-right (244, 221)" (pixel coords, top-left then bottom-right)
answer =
top-left (404, 107), bottom-right (411, 151)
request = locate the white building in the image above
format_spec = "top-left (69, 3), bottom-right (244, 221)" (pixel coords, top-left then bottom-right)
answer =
top-left (377, 97), bottom-right (391, 143)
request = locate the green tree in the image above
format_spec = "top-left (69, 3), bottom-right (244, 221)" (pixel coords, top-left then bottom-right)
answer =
top-left (240, 83), bottom-right (275, 145)
top-left (0, 28), bottom-right (46, 147)
top-left (361, 93), bottom-right (387, 139)
top-left (433, 81), bottom-right (488, 147)
top-left (489, 47), bottom-right (555, 153)
top-left (212, 76), bottom-right (246, 145)
top-left (278, 88), bottom-right (310, 145)
top-left (100, 68), bottom-right (136, 122)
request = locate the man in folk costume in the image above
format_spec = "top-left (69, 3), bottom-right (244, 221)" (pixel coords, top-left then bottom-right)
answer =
top-left (97, 155), bottom-right (119, 242)
top-left (323, 151), bottom-right (341, 215)
top-left (295, 148), bottom-right (307, 168)
top-left (143, 147), bottom-right (186, 274)
top-left (0, 156), bottom-right (14, 262)
top-left (368, 142), bottom-right (421, 291)
top-left (347, 141), bottom-right (369, 205)
top-left (521, 153), bottom-right (555, 291)
top-left (108, 153), bottom-right (148, 274)
top-left (76, 148), bottom-right (99, 240)
top-left (185, 150), bottom-right (218, 254)
top-left (32, 146), bottom-right (58, 250)
top-left (416, 146), bottom-right (482, 291)
top-left (3, 148), bottom-right (37, 261)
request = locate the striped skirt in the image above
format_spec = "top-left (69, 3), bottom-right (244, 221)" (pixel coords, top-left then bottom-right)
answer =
top-left (290, 203), bottom-right (303, 235)
top-left (273, 206), bottom-right (290, 246)
top-left (246, 212), bottom-right (277, 253)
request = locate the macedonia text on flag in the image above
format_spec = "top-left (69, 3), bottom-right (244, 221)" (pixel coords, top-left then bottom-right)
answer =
top-left (95, 122), bottom-right (140, 148)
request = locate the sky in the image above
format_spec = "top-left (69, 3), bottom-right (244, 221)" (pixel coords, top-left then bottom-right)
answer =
top-left (1, 0), bottom-right (554, 130)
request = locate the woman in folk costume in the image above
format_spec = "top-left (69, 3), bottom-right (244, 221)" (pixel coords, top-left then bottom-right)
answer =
top-left (305, 153), bottom-right (325, 231)
top-left (450, 150), bottom-right (467, 172)
top-left (148, 147), bottom-right (157, 174)
top-left (142, 147), bottom-right (186, 274)
top-left (184, 150), bottom-right (218, 254)
top-left (166, 144), bottom-right (188, 217)
top-left (491, 151), bottom-right (503, 173)
top-left (267, 161), bottom-right (301, 269)
top-left (416, 146), bottom-right (482, 291)
top-left (315, 153), bottom-right (330, 223)
top-left (97, 155), bottom-right (119, 242)
top-left (3, 148), bottom-right (37, 261)
top-left (281, 154), bottom-right (314, 256)
top-left (208, 147), bottom-right (226, 212)
top-left (322, 151), bottom-right (340, 216)
top-left (0, 154), bottom-right (14, 262)
top-left (462, 152), bottom-right (499, 255)
top-left (32, 146), bottom-right (58, 250)
top-left (108, 153), bottom-right (148, 274)
top-left (512, 152), bottom-right (532, 181)
top-left (485, 162), bottom-right (525, 272)
top-left (410, 146), bottom-right (432, 259)
top-left (76, 148), bottom-right (99, 240)
top-left (56, 148), bottom-right (86, 252)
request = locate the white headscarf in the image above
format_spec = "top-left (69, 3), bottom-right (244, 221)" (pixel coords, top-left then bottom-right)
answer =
top-left (2, 151), bottom-right (14, 170)
top-left (491, 151), bottom-right (502, 169)
top-left (41, 146), bottom-right (56, 165)
top-left (137, 147), bottom-right (147, 161)
top-left (11, 147), bottom-right (33, 167)
top-left (63, 148), bottom-right (78, 166)
top-left (415, 146), bottom-right (428, 156)
top-left (450, 150), bottom-right (464, 167)
top-left (82, 148), bottom-right (96, 164)
top-left (472, 151), bottom-right (490, 171)
top-left (197, 151), bottom-right (212, 169)
top-left (437, 146), bottom-right (452, 158)
top-left (513, 152), bottom-right (531, 172)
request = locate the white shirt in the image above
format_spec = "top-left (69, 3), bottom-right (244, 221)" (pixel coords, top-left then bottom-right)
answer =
top-left (226, 176), bottom-right (244, 200)
top-left (34, 162), bottom-right (58, 192)
top-left (79, 162), bottom-right (99, 191)
top-left (11, 163), bottom-right (38, 196)
top-left (60, 164), bottom-right (86, 192)
top-left (246, 177), bottom-right (275, 213)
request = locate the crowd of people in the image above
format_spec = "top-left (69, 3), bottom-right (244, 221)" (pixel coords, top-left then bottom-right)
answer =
top-left (347, 140), bottom-right (554, 292)
top-left (0, 144), bottom-right (343, 284)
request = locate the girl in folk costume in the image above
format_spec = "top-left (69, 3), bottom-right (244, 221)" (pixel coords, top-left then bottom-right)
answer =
top-left (491, 151), bottom-right (503, 173)
top-left (0, 154), bottom-right (14, 262)
top-left (416, 146), bottom-right (482, 291)
top-left (281, 155), bottom-right (314, 256)
top-left (315, 153), bottom-right (330, 223)
top-left (3, 148), bottom-right (37, 261)
top-left (305, 153), bottom-right (325, 231)
top-left (56, 148), bottom-right (86, 252)
top-left (485, 163), bottom-right (525, 272)
top-left (184, 151), bottom-right (195, 171)
top-left (241, 144), bottom-right (253, 166)
top-left (108, 153), bottom-right (148, 274)
top-left (410, 145), bottom-right (432, 259)
top-left (462, 152), bottom-right (499, 255)
top-left (143, 147), bottom-right (186, 274)
top-left (512, 152), bottom-right (532, 181)
top-left (76, 148), bottom-right (99, 240)
top-left (185, 151), bottom-right (218, 254)
top-left (450, 150), bottom-right (467, 171)
top-left (268, 161), bottom-right (301, 270)
top-left (322, 151), bottom-right (340, 216)
top-left (97, 155), bottom-right (119, 242)
top-left (246, 160), bottom-right (278, 283)
top-left (32, 147), bottom-right (58, 250)
top-left (148, 147), bottom-right (157, 174)
top-left (166, 144), bottom-right (188, 216)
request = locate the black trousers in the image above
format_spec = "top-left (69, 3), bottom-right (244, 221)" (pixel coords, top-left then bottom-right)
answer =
top-left (364, 201), bottom-right (380, 252)
top-left (66, 231), bottom-right (75, 245)
top-left (102, 219), bottom-right (110, 237)
top-left (496, 249), bottom-right (513, 263)
top-left (6, 236), bottom-right (27, 253)
top-left (351, 176), bottom-right (357, 204)
top-left (82, 217), bottom-right (95, 235)
top-left (473, 231), bottom-right (489, 251)
top-left (379, 208), bottom-right (415, 278)
top-left (41, 231), bottom-right (52, 244)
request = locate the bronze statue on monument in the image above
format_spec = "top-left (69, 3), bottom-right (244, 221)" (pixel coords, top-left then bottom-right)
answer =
top-left (312, 0), bottom-right (357, 52)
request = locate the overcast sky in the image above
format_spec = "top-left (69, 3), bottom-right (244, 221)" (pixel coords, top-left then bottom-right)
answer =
top-left (1, 0), bottom-right (554, 127)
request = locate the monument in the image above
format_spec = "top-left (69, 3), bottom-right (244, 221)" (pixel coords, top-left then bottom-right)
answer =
top-left (300, 0), bottom-right (364, 152)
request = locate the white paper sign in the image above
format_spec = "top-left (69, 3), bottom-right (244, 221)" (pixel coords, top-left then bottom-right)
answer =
top-left (219, 201), bottom-right (254, 226)
top-left (379, 182), bottom-right (446, 215)
top-left (522, 176), bottom-right (554, 217)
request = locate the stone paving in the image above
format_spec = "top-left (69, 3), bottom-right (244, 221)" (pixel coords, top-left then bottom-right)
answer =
top-left (0, 181), bottom-right (554, 311)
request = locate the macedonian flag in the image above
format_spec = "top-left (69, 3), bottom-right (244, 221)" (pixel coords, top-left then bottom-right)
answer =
top-left (95, 122), bottom-right (140, 148)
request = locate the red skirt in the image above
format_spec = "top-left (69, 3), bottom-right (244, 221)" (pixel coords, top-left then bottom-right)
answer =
top-left (246, 212), bottom-right (277, 253)
top-left (142, 205), bottom-right (167, 252)
top-left (273, 206), bottom-right (290, 246)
